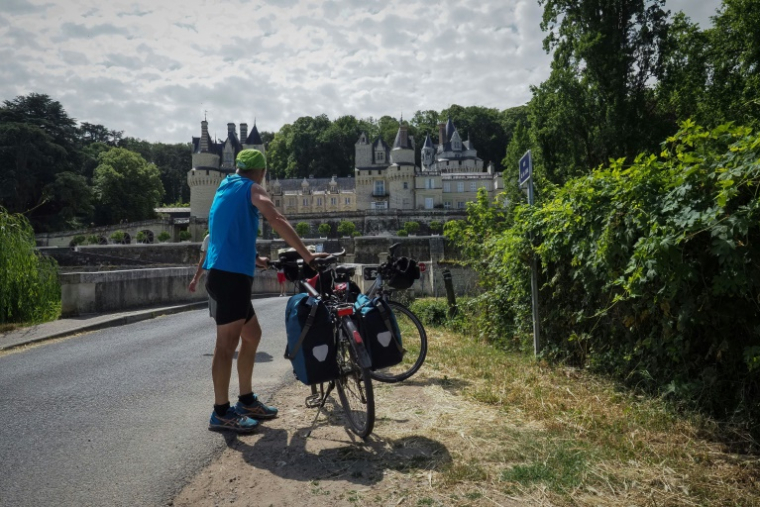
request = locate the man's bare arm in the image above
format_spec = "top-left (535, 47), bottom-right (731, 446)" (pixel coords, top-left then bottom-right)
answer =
top-left (251, 185), bottom-right (316, 264)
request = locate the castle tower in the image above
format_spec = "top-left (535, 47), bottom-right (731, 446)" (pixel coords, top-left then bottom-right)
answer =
top-left (421, 133), bottom-right (435, 170)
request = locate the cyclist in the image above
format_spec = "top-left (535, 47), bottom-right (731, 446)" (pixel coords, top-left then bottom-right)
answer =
top-left (204, 148), bottom-right (325, 433)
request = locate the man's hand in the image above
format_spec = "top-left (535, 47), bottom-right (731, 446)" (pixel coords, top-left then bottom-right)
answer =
top-left (188, 277), bottom-right (199, 293)
top-left (305, 252), bottom-right (330, 270)
top-left (256, 255), bottom-right (269, 269)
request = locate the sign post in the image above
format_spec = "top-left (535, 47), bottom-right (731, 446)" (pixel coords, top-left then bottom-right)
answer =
top-left (519, 150), bottom-right (541, 355)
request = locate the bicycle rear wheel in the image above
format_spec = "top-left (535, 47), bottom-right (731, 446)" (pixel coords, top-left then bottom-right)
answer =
top-left (369, 300), bottom-right (427, 383)
top-left (335, 330), bottom-right (375, 438)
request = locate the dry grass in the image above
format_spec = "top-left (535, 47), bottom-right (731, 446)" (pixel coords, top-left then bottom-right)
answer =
top-left (383, 326), bottom-right (760, 506)
top-left (174, 325), bottom-right (760, 507)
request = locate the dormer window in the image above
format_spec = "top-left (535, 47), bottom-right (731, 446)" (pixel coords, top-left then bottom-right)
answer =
top-left (452, 140), bottom-right (461, 150)
top-left (376, 150), bottom-right (385, 162)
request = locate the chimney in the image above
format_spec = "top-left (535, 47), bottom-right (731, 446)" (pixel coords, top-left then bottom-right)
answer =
top-left (240, 123), bottom-right (248, 143)
top-left (438, 123), bottom-right (446, 146)
top-left (399, 123), bottom-right (408, 148)
top-left (200, 120), bottom-right (209, 152)
top-left (227, 123), bottom-right (236, 139)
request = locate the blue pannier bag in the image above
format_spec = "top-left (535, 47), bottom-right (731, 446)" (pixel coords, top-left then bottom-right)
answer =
top-left (353, 294), bottom-right (404, 370)
top-left (285, 293), bottom-right (340, 385)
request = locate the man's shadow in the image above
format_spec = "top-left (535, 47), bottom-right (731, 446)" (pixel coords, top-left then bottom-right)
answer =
top-left (222, 411), bottom-right (451, 485)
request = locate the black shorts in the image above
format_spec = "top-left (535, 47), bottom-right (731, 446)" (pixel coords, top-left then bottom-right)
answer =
top-left (205, 269), bottom-right (256, 325)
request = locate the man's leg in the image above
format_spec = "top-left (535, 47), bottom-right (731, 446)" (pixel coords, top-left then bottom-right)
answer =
top-left (235, 312), bottom-right (279, 420)
top-left (212, 319), bottom-right (245, 405)
top-left (237, 314), bottom-right (262, 396)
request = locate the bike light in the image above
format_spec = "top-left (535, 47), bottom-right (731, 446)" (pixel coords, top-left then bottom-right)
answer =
top-left (352, 330), bottom-right (363, 343)
top-left (337, 307), bottom-right (354, 317)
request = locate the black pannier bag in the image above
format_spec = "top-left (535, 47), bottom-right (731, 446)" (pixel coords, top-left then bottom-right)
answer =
top-left (278, 248), bottom-right (317, 282)
top-left (353, 294), bottom-right (403, 370)
top-left (285, 293), bottom-right (340, 385)
top-left (382, 256), bottom-right (421, 290)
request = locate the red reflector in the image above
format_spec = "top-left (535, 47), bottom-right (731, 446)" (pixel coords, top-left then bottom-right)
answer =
top-left (337, 307), bottom-right (354, 317)
top-left (352, 330), bottom-right (363, 344)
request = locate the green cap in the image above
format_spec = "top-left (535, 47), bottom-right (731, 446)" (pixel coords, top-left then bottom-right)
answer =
top-left (236, 149), bottom-right (266, 171)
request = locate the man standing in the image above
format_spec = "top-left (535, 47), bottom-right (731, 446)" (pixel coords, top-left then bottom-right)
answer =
top-left (204, 148), bottom-right (321, 433)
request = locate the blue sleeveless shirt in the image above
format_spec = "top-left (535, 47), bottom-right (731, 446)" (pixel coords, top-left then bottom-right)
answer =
top-left (203, 174), bottom-right (260, 277)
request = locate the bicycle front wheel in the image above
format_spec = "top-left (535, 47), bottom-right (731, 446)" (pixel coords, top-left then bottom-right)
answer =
top-left (335, 330), bottom-right (375, 438)
top-left (369, 300), bottom-right (428, 383)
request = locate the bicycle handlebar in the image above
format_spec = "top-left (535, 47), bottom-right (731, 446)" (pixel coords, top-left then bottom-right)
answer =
top-left (267, 248), bottom-right (346, 271)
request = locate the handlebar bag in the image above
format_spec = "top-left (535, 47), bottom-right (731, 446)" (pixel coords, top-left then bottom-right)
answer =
top-left (383, 257), bottom-right (421, 290)
top-left (353, 294), bottom-right (404, 370)
top-left (284, 293), bottom-right (340, 385)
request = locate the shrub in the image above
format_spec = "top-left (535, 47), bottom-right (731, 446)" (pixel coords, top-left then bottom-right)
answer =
top-left (352, 231), bottom-right (361, 237)
top-left (404, 221), bottom-right (420, 234)
top-left (448, 121), bottom-right (760, 430)
top-left (0, 207), bottom-right (60, 325)
top-left (109, 230), bottom-right (126, 244)
top-left (397, 230), bottom-right (408, 237)
top-left (409, 299), bottom-right (450, 326)
top-left (157, 231), bottom-right (171, 242)
top-left (178, 230), bottom-right (191, 242)
top-left (337, 221), bottom-right (356, 236)
top-left (318, 223), bottom-right (331, 236)
top-left (429, 221), bottom-right (442, 232)
top-left (70, 235), bottom-right (86, 246)
top-left (296, 222), bottom-right (310, 236)
top-left (135, 231), bottom-right (147, 243)
top-left (86, 235), bottom-right (100, 245)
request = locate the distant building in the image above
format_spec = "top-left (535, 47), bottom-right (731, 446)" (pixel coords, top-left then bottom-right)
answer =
top-left (187, 118), bottom-right (502, 219)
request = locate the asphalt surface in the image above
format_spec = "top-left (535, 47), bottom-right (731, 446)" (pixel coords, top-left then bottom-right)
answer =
top-left (0, 296), bottom-right (292, 507)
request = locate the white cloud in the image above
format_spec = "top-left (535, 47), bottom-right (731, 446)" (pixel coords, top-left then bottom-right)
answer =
top-left (0, 0), bottom-right (723, 143)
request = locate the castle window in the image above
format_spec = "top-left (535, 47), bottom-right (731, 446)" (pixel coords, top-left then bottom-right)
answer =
top-left (331, 197), bottom-right (337, 205)
top-left (345, 197), bottom-right (350, 205)
top-left (403, 182), bottom-right (408, 190)
top-left (426, 178), bottom-right (434, 189)
top-left (457, 182), bottom-right (464, 192)
top-left (317, 197), bottom-right (322, 206)
top-left (275, 199), bottom-right (280, 207)
top-left (470, 182), bottom-right (477, 192)
top-left (376, 151), bottom-right (384, 162)
top-left (458, 201), bottom-right (466, 209)
top-left (303, 198), bottom-right (309, 206)
top-left (443, 182), bottom-right (451, 193)
top-left (374, 180), bottom-right (385, 196)
top-left (444, 201), bottom-right (451, 209)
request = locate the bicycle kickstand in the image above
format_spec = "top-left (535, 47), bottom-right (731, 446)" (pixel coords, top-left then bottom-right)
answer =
top-left (305, 382), bottom-right (334, 437)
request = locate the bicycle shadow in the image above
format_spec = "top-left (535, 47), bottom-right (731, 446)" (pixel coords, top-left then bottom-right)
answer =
top-left (222, 421), bottom-right (452, 485)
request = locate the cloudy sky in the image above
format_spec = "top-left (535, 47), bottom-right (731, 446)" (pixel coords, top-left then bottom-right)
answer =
top-left (1, 0), bottom-right (722, 144)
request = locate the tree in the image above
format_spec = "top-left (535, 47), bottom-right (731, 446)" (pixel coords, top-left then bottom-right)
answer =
top-left (0, 93), bottom-right (81, 229)
top-left (532, 0), bottom-right (671, 182)
top-left (429, 221), bottom-right (442, 233)
top-left (37, 172), bottom-right (94, 231)
top-left (157, 231), bottom-right (171, 242)
top-left (295, 222), bottom-right (310, 236)
top-left (337, 221), bottom-right (356, 236)
top-left (92, 148), bottom-right (164, 225)
top-left (318, 223), bottom-right (331, 236)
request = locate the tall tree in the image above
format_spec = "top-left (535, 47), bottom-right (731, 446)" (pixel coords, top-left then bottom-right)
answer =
top-left (534, 0), bottom-right (671, 181)
top-left (0, 93), bottom-right (80, 229)
top-left (92, 148), bottom-right (164, 225)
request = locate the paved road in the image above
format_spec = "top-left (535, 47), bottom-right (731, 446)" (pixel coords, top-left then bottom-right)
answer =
top-left (0, 297), bottom-right (291, 507)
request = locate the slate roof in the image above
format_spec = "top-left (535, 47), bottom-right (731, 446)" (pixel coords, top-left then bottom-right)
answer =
top-left (245, 123), bottom-right (263, 145)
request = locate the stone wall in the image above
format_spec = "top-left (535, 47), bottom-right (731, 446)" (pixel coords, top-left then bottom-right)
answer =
top-left (59, 267), bottom-right (280, 316)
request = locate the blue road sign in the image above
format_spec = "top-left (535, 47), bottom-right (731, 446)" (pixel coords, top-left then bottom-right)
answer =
top-left (519, 150), bottom-right (532, 187)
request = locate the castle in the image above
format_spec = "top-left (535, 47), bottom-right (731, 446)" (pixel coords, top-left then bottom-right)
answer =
top-left (188, 118), bottom-right (503, 219)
